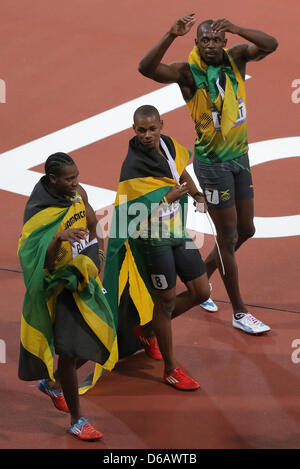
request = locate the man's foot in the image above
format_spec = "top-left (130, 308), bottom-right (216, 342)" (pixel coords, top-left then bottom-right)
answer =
top-left (38, 379), bottom-right (70, 413)
top-left (200, 283), bottom-right (218, 312)
top-left (163, 367), bottom-right (200, 391)
top-left (232, 313), bottom-right (271, 334)
top-left (200, 297), bottom-right (218, 312)
top-left (132, 325), bottom-right (162, 360)
top-left (69, 417), bottom-right (103, 441)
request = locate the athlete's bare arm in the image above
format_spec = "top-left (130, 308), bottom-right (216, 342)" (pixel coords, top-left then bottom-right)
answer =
top-left (180, 169), bottom-right (207, 211)
top-left (44, 227), bottom-right (87, 269)
top-left (78, 184), bottom-right (104, 252)
top-left (212, 19), bottom-right (278, 78)
top-left (138, 14), bottom-right (197, 100)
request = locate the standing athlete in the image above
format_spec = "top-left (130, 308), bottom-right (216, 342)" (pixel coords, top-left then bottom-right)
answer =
top-left (104, 105), bottom-right (210, 390)
top-left (18, 153), bottom-right (118, 440)
top-left (138, 14), bottom-right (278, 334)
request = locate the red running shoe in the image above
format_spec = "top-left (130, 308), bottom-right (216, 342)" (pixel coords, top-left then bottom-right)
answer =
top-left (132, 325), bottom-right (162, 360)
top-left (163, 367), bottom-right (200, 391)
top-left (38, 379), bottom-right (70, 413)
top-left (69, 417), bottom-right (103, 441)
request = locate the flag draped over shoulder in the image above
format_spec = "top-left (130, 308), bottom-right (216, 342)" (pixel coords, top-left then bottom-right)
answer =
top-left (18, 178), bottom-right (118, 394)
top-left (188, 46), bottom-right (240, 139)
top-left (103, 135), bottom-right (190, 359)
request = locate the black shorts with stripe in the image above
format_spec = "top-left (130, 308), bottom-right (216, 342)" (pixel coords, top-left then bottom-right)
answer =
top-left (193, 153), bottom-right (254, 210)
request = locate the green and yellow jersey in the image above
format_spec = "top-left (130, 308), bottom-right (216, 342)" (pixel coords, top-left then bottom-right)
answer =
top-left (186, 46), bottom-right (248, 164)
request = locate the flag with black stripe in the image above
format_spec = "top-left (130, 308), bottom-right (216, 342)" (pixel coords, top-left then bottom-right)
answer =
top-left (103, 135), bottom-right (191, 358)
top-left (18, 178), bottom-right (118, 394)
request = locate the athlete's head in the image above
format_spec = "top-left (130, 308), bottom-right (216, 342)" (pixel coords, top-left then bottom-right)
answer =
top-left (195, 19), bottom-right (227, 65)
top-left (133, 105), bottom-right (163, 151)
top-left (45, 152), bottom-right (79, 197)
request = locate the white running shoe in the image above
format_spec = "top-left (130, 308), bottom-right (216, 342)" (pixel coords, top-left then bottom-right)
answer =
top-left (200, 283), bottom-right (218, 312)
top-left (232, 313), bottom-right (271, 334)
top-left (200, 297), bottom-right (218, 312)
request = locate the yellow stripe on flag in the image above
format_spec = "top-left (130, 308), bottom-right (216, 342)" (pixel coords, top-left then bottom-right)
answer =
top-left (124, 241), bottom-right (154, 326)
top-left (172, 137), bottom-right (191, 175)
top-left (115, 176), bottom-right (175, 206)
top-left (20, 316), bottom-right (54, 381)
top-left (18, 206), bottom-right (67, 253)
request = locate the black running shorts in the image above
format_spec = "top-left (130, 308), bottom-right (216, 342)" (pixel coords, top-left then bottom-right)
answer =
top-left (134, 237), bottom-right (206, 291)
top-left (193, 153), bottom-right (254, 210)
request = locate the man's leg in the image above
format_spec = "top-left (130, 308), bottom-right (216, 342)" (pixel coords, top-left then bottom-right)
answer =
top-left (194, 154), bottom-right (254, 289)
top-left (203, 199), bottom-right (270, 332)
top-left (139, 240), bottom-right (208, 364)
top-left (46, 358), bottom-right (87, 393)
top-left (143, 271), bottom-right (209, 347)
top-left (151, 272), bottom-right (209, 373)
top-left (194, 155), bottom-right (269, 332)
top-left (142, 240), bottom-right (209, 329)
top-left (151, 287), bottom-right (177, 374)
top-left (205, 198), bottom-right (255, 280)
top-left (236, 198), bottom-right (255, 248)
top-left (140, 274), bottom-right (210, 363)
top-left (57, 355), bottom-right (82, 425)
top-left (151, 286), bottom-right (201, 390)
top-left (55, 355), bottom-right (103, 439)
top-left (204, 204), bottom-right (249, 314)
top-left (172, 274), bottom-right (210, 319)
top-left (135, 242), bottom-right (206, 388)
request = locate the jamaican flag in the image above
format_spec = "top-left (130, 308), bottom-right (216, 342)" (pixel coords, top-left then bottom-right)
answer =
top-left (103, 135), bottom-right (190, 358)
top-left (18, 178), bottom-right (118, 394)
top-left (188, 46), bottom-right (240, 139)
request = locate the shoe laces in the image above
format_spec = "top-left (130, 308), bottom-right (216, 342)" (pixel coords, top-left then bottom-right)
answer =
top-left (82, 423), bottom-right (100, 437)
top-left (80, 422), bottom-right (102, 439)
top-left (245, 313), bottom-right (260, 324)
top-left (169, 367), bottom-right (197, 384)
top-left (171, 367), bottom-right (184, 378)
top-left (71, 417), bottom-right (88, 431)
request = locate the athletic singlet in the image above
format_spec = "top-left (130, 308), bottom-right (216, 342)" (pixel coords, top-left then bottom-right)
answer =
top-left (186, 49), bottom-right (248, 164)
top-left (53, 193), bottom-right (89, 269)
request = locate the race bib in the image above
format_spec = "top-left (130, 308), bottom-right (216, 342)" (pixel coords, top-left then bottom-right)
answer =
top-left (151, 274), bottom-right (168, 290)
top-left (212, 97), bottom-right (247, 132)
top-left (158, 200), bottom-right (180, 220)
top-left (71, 233), bottom-right (97, 258)
top-left (205, 188), bottom-right (219, 205)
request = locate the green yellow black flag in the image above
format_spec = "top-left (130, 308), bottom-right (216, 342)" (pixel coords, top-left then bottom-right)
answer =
top-left (18, 179), bottom-right (118, 394)
top-left (103, 135), bottom-right (191, 358)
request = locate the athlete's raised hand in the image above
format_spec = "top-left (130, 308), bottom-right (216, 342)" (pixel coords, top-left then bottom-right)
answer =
top-left (169, 14), bottom-right (196, 37)
top-left (211, 19), bottom-right (240, 35)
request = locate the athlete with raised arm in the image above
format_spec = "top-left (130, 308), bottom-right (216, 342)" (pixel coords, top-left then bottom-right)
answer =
top-left (138, 14), bottom-right (278, 334)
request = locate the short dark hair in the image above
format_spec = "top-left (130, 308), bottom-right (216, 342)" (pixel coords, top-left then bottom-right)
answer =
top-left (133, 105), bottom-right (160, 123)
top-left (44, 152), bottom-right (75, 179)
top-left (197, 19), bottom-right (214, 36)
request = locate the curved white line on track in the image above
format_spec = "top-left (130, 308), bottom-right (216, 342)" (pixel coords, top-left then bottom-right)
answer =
top-left (1, 79), bottom-right (299, 237)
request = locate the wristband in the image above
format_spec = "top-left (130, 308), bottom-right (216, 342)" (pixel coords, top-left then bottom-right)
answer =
top-left (98, 249), bottom-right (106, 262)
